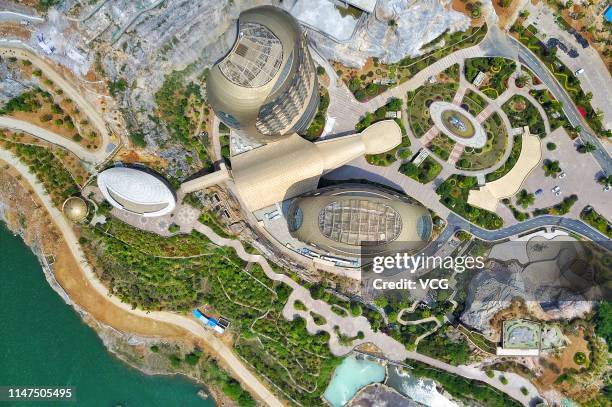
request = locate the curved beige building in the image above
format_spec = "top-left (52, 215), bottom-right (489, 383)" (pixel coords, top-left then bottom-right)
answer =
top-left (287, 186), bottom-right (432, 256)
top-left (231, 120), bottom-right (402, 211)
top-left (207, 5), bottom-right (319, 143)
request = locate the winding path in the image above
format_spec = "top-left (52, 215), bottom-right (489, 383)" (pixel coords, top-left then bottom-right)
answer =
top-left (0, 148), bottom-right (285, 407)
top-left (0, 42), bottom-right (117, 164)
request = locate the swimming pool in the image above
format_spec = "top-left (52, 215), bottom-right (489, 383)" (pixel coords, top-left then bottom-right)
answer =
top-left (323, 356), bottom-right (385, 407)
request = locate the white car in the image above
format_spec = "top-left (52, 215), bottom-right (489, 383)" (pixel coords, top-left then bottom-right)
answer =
top-left (575, 68), bottom-right (584, 75)
top-left (605, 185), bottom-right (610, 192)
top-left (552, 186), bottom-right (561, 196)
top-left (558, 171), bottom-right (567, 179)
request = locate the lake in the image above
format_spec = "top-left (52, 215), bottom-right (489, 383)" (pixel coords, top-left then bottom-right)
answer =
top-left (0, 223), bottom-right (214, 407)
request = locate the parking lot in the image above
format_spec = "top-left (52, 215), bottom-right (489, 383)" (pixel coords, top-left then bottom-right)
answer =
top-left (521, 128), bottom-right (610, 219)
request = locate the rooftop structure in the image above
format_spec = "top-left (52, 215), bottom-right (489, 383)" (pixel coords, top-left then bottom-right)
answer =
top-left (62, 196), bottom-right (88, 223)
top-left (230, 120), bottom-right (402, 211)
top-left (207, 6), bottom-right (319, 143)
top-left (287, 185), bottom-right (432, 256)
top-left (97, 167), bottom-right (176, 217)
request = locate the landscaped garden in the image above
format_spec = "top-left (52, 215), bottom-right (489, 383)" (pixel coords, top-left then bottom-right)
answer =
top-left (407, 82), bottom-right (459, 138)
top-left (529, 89), bottom-right (571, 132)
top-left (428, 133), bottom-right (455, 161)
top-left (81, 216), bottom-right (342, 405)
top-left (437, 175), bottom-right (503, 229)
top-left (460, 89), bottom-right (487, 116)
top-left (502, 95), bottom-right (546, 136)
top-left (399, 156), bottom-right (442, 184)
top-left (356, 98), bottom-right (412, 166)
top-left (456, 112), bottom-right (508, 170)
top-left (511, 22), bottom-right (610, 138)
top-left (335, 25), bottom-right (486, 101)
top-left (581, 207), bottom-right (612, 238)
top-left (464, 57), bottom-right (516, 99)
top-left (301, 87), bottom-right (330, 141)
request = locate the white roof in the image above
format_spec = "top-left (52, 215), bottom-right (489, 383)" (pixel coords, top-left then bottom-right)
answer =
top-left (344, 0), bottom-right (377, 13)
top-left (97, 167), bottom-right (176, 217)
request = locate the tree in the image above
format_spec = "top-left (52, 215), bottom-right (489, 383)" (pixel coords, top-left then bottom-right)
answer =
top-left (516, 189), bottom-right (535, 208)
top-left (542, 159), bottom-right (561, 176)
top-left (515, 74), bottom-right (529, 88)
top-left (577, 142), bottom-right (596, 153)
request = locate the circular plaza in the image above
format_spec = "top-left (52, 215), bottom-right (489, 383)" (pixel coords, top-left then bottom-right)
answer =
top-left (429, 101), bottom-right (487, 148)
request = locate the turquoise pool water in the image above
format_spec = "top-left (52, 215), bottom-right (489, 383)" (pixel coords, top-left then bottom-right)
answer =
top-left (323, 356), bottom-right (385, 407)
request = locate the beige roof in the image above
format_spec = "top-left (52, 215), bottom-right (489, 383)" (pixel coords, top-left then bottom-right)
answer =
top-left (231, 120), bottom-right (403, 211)
top-left (468, 134), bottom-right (542, 211)
top-left (288, 185), bottom-right (432, 256)
top-left (62, 196), bottom-right (88, 222)
top-left (206, 6), bottom-right (305, 138)
top-left (231, 135), bottom-right (323, 212)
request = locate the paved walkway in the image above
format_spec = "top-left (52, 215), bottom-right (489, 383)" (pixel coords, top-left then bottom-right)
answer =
top-left (0, 42), bottom-right (118, 165)
top-left (0, 116), bottom-right (107, 164)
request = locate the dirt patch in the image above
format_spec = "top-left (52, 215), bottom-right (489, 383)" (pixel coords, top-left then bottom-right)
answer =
top-left (493, 0), bottom-right (524, 29)
top-left (451, 0), bottom-right (485, 26)
top-left (537, 329), bottom-right (590, 388)
top-left (0, 23), bottom-right (32, 40)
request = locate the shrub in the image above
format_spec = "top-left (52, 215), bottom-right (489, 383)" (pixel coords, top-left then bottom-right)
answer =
top-left (546, 142), bottom-right (557, 150)
top-left (499, 376), bottom-right (509, 385)
top-left (573, 351), bottom-right (587, 365)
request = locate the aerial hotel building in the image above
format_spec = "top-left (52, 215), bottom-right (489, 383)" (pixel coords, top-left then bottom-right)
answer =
top-left (206, 5), bottom-right (319, 143)
top-left (97, 167), bottom-right (176, 217)
top-left (287, 186), bottom-right (433, 257)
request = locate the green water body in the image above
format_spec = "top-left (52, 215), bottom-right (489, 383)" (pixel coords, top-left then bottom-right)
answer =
top-left (0, 223), bottom-right (215, 407)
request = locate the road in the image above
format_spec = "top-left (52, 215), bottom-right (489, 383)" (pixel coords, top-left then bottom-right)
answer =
top-left (511, 37), bottom-right (612, 175)
top-left (0, 43), bottom-right (116, 163)
top-left (0, 116), bottom-right (107, 164)
top-left (446, 213), bottom-right (612, 250)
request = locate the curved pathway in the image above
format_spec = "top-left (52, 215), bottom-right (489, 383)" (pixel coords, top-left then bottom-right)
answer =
top-left (0, 116), bottom-right (106, 164)
top-left (0, 42), bottom-right (116, 163)
top-left (0, 149), bottom-right (284, 407)
top-left (511, 37), bottom-right (612, 174)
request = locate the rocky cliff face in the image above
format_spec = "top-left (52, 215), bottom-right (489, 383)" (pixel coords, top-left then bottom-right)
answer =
top-left (306, 0), bottom-right (470, 67)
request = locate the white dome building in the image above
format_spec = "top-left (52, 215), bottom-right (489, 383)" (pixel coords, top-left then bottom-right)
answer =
top-left (97, 167), bottom-right (176, 217)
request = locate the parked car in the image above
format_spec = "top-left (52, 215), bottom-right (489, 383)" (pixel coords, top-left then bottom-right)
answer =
top-left (559, 171), bottom-right (567, 179)
top-left (552, 186), bottom-right (562, 196)
top-left (575, 68), bottom-right (585, 75)
top-left (535, 188), bottom-right (544, 196)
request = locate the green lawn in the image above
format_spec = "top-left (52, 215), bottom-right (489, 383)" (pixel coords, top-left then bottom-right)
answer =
top-left (456, 112), bottom-right (508, 170)
top-left (407, 82), bottom-right (459, 138)
top-left (502, 95), bottom-right (546, 136)
top-left (460, 89), bottom-right (487, 116)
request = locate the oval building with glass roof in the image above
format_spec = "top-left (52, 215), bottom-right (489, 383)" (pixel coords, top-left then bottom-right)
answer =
top-left (97, 167), bottom-right (176, 217)
top-left (206, 5), bottom-right (319, 143)
top-left (287, 186), bottom-right (433, 256)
